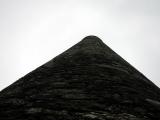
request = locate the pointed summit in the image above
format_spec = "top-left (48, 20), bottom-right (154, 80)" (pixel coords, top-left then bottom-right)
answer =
top-left (0, 36), bottom-right (160, 120)
top-left (75, 35), bottom-right (104, 51)
top-left (73, 35), bottom-right (111, 53)
top-left (64, 35), bottom-right (106, 52)
top-left (43, 35), bottom-right (115, 68)
top-left (79, 35), bottom-right (103, 44)
top-left (57, 35), bottom-right (115, 57)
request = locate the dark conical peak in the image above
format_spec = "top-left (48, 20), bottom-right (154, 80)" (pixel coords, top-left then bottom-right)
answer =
top-left (78, 35), bottom-right (104, 47)
top-left (83, 35), bottom-right (100, 39)
top-left (62, 35), bottom-right (116, 56)
top-left (1, 35), bottom-right (160, 120)
top-left (64, 35), bottom-right (112, 54)
top-left (43, 35), bottom-right (113, 67)
top-left (81, 35), bottom-right (103, 43)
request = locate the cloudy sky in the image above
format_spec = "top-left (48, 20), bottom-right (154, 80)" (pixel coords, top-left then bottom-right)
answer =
top-left (0, 0), bottom-right (160, 90)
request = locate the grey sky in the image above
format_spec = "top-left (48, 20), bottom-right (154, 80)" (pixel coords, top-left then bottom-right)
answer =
top-left (0, 0), bottom-right (160, 90)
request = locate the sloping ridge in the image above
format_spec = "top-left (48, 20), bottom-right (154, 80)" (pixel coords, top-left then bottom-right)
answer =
top-left (0, 35), bottom-right (160, 120)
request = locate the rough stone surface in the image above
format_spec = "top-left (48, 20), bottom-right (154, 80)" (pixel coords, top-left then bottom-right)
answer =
top-left (0, 35), bottom-right (160, 120)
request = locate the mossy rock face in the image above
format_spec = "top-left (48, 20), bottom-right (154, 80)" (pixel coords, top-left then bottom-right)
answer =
top-left (0, 36), bottom-right (160, 120)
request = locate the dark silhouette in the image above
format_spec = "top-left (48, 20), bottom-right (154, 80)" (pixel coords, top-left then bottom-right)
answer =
top-left (0, 36), bottom-right (160, 120)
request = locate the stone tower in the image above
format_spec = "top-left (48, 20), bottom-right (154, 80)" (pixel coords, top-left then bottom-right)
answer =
top-left (0, 36), bottom-right (160, 120)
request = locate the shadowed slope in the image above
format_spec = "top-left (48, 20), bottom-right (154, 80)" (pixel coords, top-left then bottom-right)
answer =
top-left (0, 36), bottom-right (160, 120)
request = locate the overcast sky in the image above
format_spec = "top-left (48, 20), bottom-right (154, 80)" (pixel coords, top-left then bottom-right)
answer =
top-left (0, 0), bottom-right (160, 90)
